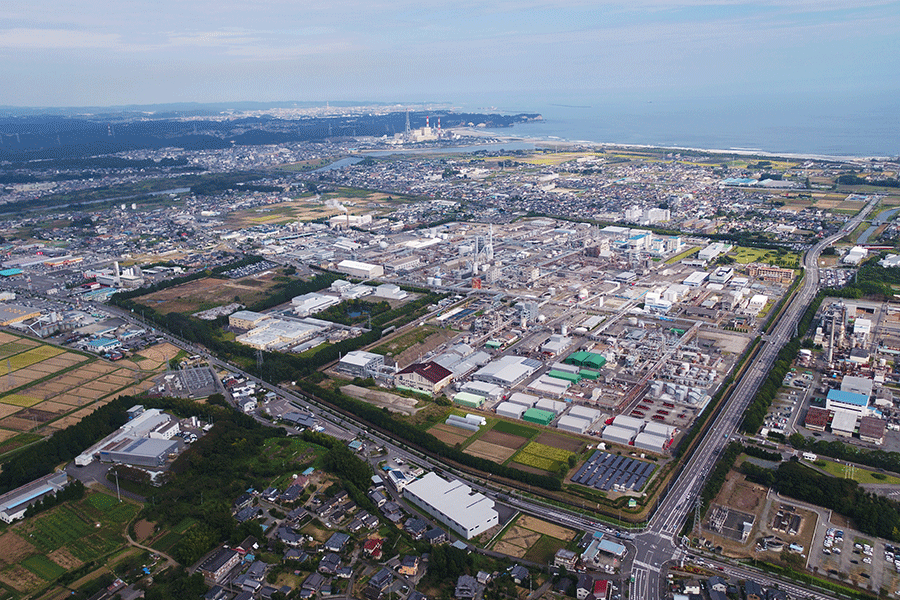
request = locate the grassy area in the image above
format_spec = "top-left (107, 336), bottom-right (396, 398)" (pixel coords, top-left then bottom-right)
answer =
top-left (665, 246), bottom-right (700, 264)
top-left (371, 324), bottom-right (440, 356)
top-left (731, 246), bottom-right (800, 267)
top-left (811, 458), bottom-right (900, 484)
top-left (22, 555), bottom-right (66, 580)
top-left (523, 535), bottom-right (567, 564)
top-left (492, 420), bottom-right (540, 438)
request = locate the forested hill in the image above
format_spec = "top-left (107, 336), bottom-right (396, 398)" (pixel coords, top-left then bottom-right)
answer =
top-left (0, 111), bottom-right (540, 161)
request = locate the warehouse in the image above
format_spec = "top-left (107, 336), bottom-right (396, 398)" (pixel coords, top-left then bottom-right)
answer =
top-left (496, 402), bottom-right (527, 420)
top-left (564, 351), bottom-right (607, 370)
top-left (0, 304), bottom-right (41, 326)
top-left (557, 415), bottom-right (592, 434)
top-left (403, 472), bottom-right (498, 539)
top-left (535, 398), bottom-right (567, 415)
top-left (291, 292), bottom-right (341, 317)
top-left (453, 392), bottom-right (486, 409)
top-left (472, 355), bottom-right (541, 387)
top-left (527, 375), bottom-right (570, 397)
top-left (633, 432), bottom-right (668, 453)
top-left (601, 425), bottom-right (634, 446)
top-left (611, 415), bottom-right (644, 433)
top-left (99, 437), bottom-right (178, 467)
top-left (642, 421), bottom-right (675, 439)
top-left (569, 405), bottom-right (602, 423)
top-left (229, 310), bottom-right (271, 329)
top-left (523, 408), bottom-right (555, 426)
top-left (460, 381), bottom-right (505, 402)
top-left (336, 351), bottom-right (384, 378)
top-left (825, 389), bottom-right (869, 416)
top-left (859, 416), bottom-right (886, 444)
top-left (335, 259), bottom-right (383, 279)
top-left (0, 471), bottom-right (69, 523)
top-left (507, 392), bottom-right (538, 408)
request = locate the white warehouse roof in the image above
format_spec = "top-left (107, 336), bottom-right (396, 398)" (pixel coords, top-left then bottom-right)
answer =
top-left (403, 472), bottom-right (497, 538)
top-left (568, 405), bottom-right (602, 422)
top-left (611, 415), bottom-right (644, 433)
top-left (601, 425), bottom-right (634, 445)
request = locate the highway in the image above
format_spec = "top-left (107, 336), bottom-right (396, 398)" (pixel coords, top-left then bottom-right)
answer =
top-left (629, 196), bottom-right (878, 600)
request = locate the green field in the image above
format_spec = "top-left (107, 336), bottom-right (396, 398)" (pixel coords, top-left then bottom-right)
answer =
top-left (23, 494), bottom-right (138, 562)
top-left (511, 441), bottom-right (571, 473)
top-left (21, 555), bottom-right (66, 580)
top-left (492, 420), bottom-right (540, 438)
top-left (523, 535), bottom-right (567, 564)
top-left (665, 246), bottom-right (700, 264)
top-left (87, 493), bottom-right (119, 511)
top-left (732, 246), bottom-right (800, 267)
top-left (152, 530), bottom-right (183, 553)
top-left (371, 325), bottom-right (439, 356)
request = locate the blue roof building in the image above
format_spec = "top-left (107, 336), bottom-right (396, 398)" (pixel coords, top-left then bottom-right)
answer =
top-left (826, 389), bottom-right (869, 413)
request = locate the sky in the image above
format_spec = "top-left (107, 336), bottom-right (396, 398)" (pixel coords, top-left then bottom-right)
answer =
top-left (1, 0), bottom-right (898, 108)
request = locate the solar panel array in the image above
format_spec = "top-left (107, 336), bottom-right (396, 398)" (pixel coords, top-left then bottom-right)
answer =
top-left (571, 451), bottom-right (654, 492)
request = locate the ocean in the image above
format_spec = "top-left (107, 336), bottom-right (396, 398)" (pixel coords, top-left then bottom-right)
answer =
top-left (465, 91), bottom-right (900, 158)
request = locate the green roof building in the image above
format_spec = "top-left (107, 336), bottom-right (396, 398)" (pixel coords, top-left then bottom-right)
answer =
top-left (453, 392), bottom-right (486, 408)
top-left (548, 370), bottom-right (581, 383)
top-left (522, 408), bottom-right (554, 426)
top-left (563, 351), bottom-right (606, 370)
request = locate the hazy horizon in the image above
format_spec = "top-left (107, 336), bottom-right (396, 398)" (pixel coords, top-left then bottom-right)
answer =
top-left (3, 1), bottom-right (898, 109)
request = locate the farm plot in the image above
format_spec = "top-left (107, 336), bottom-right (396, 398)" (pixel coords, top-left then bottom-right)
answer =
top-left (0, 532), bottom-right (37, 565)
top-left (21, 555), bottom-right (66, 581)
top-left (511, 441), bottom-right (573, 473)
top-left (534, 432), bottom-right (583, 453)
top-left (479, 430), bottom-right (529, 450)
top-left (427, 423), bottom-right (472, 446)
top-left (0, 340), bottom-right (38, 358)
top-left (465, 440), bottom-right (517, 463)
top-left (492, 514), bottom-right (574, 561)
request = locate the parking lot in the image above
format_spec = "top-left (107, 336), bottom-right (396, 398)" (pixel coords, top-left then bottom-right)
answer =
top-left (807, 509), bottom-right (900, 594)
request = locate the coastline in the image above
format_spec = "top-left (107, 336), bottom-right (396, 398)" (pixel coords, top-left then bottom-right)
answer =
top-left (448, 126), bottom-right (882, 163)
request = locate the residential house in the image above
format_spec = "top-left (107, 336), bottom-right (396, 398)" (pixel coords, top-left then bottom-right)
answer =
top-left (576, 574), bottom-right (594, 600)
top-left (325, 532), bottom-right (350, 553)
top-left (593, 579), bottom-right (609, 600)
top-left (509, 565), bottom-right (529, 585)
top-left (319, 553), bottom-right (342, 575)
top-left (363, 538), bottom-right (385, 560)
top-left (405, 517), bottom-right (429, 540)
top-left (423, 528), bottom-right (448, 545)
top-left (300, 572), bottom-right (326, 599)
top-left (744, 580), bottom-right (764, 600)
top-left (367, 568), bottom-right (394, 600)
top-left (198, 547), bottom-right (240, 583)
top-left (708, 576), bottom-right (727, 593)
top-left (399, 555), bottom-right (420, 577)
top-left (455, 575), bottom-right (478, 599)
top-left (554, 548), bottom-right (578, 570)
top-left (277, 525), bottom-right (304, 547)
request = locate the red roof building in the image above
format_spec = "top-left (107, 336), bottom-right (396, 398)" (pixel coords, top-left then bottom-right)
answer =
top-left (804, 407), bottom-right (831, 432)
top-left (395, 361), bottom-right (454, 396)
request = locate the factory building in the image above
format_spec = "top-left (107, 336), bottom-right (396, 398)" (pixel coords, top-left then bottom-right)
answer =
top-left (99, 437), bottom-right (178, 467)
top-left (291, 292), bottom-right (341, 317)
top-left (633, 432), bottom-right (668, 453)
top-left (472, 355), bottom-right (541, 387)
top-left (496, 402), bottom-right (527, 420)
top-left (395, 362), bottom-right (453, 396)
top-left (523, 408), bottom-right (555, 426)
top-left (229, 310), bottom-right (271, 330)
top-left (336, 351), bottom-right (385, 379)
top-left (0, 472), bottom-right (69, 523)
top-left (507, 392), bottom-right (539, 408)
top-left (403, 472), bottom-right (498, 539)
top-left (335, 259), bottom-right (383, 279)
top-left (601, 425), bottom-right (634, 446)
top-left (557, 415), bottom-right (592, 434)
top-left (825, 389), bottom-right (869, 416)
top-left (0, 304), bottom-right (41, 326)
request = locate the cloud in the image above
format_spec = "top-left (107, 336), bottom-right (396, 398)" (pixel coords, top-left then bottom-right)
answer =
top-left (0, 28), bottom-right (120, 49)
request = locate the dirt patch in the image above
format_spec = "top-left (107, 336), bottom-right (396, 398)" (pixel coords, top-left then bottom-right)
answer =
top-left (518, 515), bottom-right (576, 541)
top-left (727, 481), bottom-right (764, 512)
top-left (0, 564), bottom-right (43, 592)
top-left (48, 547), bottom-right (84, 570)
top-left (0, 404), bottom-right (22, 419)
top-left (492, 540), bottom-right (529, 558)
top-left (480, 430), bottom-right (528, 449)
top-left (0, 532), bottom-right (37, 565)
top-left (509, 462), bottom-right (548, 476)
top-left (535, 432), bottom-right (583, 453)
top-left (427, 424), bottom-right (471, 446)
top-left (134, 520), bottom-right (155, 541)
top-left (340, 385), bottom-right (420, 416)
top-left (465, 440), bottom-right (517, 463)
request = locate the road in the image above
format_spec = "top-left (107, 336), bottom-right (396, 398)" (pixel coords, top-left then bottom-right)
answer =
top-left (629, 196), bottom-right (878, 600)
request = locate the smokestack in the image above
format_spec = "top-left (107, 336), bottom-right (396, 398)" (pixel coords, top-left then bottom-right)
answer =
top-left (426, 116), bottom-right (430, 129)
top-left (114, 261), bottom-right (121, 286)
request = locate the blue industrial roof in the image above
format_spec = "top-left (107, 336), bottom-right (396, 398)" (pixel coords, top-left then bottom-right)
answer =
top-left (827, 389), bottom-right (868, 407)
top-left (597, 538), bottom-right (626, 557)
top-left (0, 268), bottom-right (22, 276)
